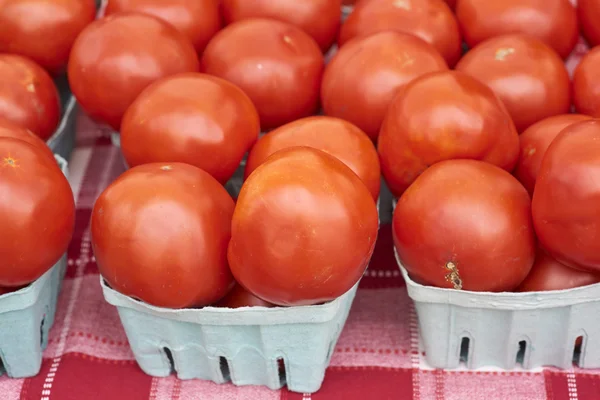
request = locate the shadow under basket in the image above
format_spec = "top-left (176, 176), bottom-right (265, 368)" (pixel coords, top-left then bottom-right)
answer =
top-left (100, 279), bottom-right (358, 393)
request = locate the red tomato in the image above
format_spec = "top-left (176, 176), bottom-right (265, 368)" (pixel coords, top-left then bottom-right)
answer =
top-left (321, 32), bottom-right (448, 141)
top-left (245, 116), bottom-right (381, 200)
top-left (517, 248), bottom-right (600, 292)
top-left (579, 0), bottom-right (600, 47)
top-left (339, 0), bottom-right (462, 67)
top-left (444, 0), bottom-right (457, 9)
top-left (378, 70), bottom-right (519, 198)
top-left (215, 284), bottom-right (274, 308)
top-left (573, 47), bottom-right (600, 118)
top-left (104, 0), bottom-right (221, 54)
top-left (121, 73), bottom-right (259, 184)
top-left (0, 118), bottom-right (56, 162)
top-left (0, 55), bottom-right (60, 141)
top-left (456, 0), bottom-right (578, 59)
top-left (0, 138), bottom-right (75, 286)
top-left (201, 19), bottom-right (323, 131)
top-left (0, 0), bottom-right (96, 75)
top-left (515, 114), bottom-right (592, 195)
top-left (222, 0), bottom-right (341, 52)
top-left (228, 147), bottom-right (378, 306)
top-left (456, 34), bottom-right (571, 133)
top-left (68, 13), bottom-right (200, 131)
top-left (0, 285), bottom-right (25, 295)
top-left (532, 120), bottom-right (600, 273)
top-left (394, 159), bottom-right (535, 291)
top-left (91, 162), bottom-right (235, 308)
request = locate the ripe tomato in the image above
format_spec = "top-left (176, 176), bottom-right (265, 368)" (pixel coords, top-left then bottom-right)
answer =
top-left (0, 118), bottom-right (55, 162)
top-left (394, 159), bottom-right (535, 291)
top-left (456, 0), bottom-right (578, 59)
top-left (68, 13), bottom-right (199, 131)
top-left (378, 70), bottom-right (519, 198)
top-left (515, 114), bottom-right (592, 195)
top-left (533, 120), bottom-right (600, 273)
top-left (517, 248), bottom-right (600, 292)
top-left (91, 163), bottom-right (235, 308)
top-left (201, 19), bottom-right (323, 131)
top-left (339, 0), bottom-right (462, 67)
top-left (0, 138), bottom-right (75, 286)
top-left (221, 0), bottom-right (341, 52)
top-left (228, 147), bottom-right (378, 306)
top-left (0, 55), bottom-right (60, 141)
top-left (444, 0), bottom-right (457, 9)
top-left (215, 284), bottom-right (274, 308)
top-left (121, 73), bottom-right (259, 184)
top-left (104, 0), bottom-right (221, 54)
top-left (0, 0), bottom-right (96, 75)
top-left (573, 47), bottom-right (600, 118)
top-left (245, 116), bottom-right (381, 200)
top-left (456, 34), bottom-right (571, 133)
top-left (0, 285), bottom-right (25, 295)
top-left (579, 0), bottom-right (600, 47)
top-left (321, 32), bottom-right (448, 141)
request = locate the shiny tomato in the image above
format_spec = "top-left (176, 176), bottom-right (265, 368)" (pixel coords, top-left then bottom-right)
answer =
top-left (0, 118), bottom-right (55, 162)
top-left (121, 73), bottom-right (259, 184)
top-left (456, 0), bottom-right (578, 59)
top-left (0, 0), bottom-right (96, 75)
top-left (201, 19), bottom-right (323, 131)
top-left (321, 32), bottom-right (448, 141)
top-left (456, 34), bottom-right (571, 133)
top-left (0, 138), bottom-right (75, 286)
top-left (222, 0), bottom-right (341, 52)
top-left (245, 116), bottom-right (381, 200)
top-left (573, 47), bottom-right (600, 118)
top-left (517, 248), bottom-right (600, 292)
top-left (394, 159), bottom-right (535, 291)
top-left (339, 0), bottom-right (462, 67)
top-left (0, 55), bottom-right (60, 141)
top-left (215, 284), bottom-right (274, 308)
top-left (515, 114), bottom-right (592, 195)
top-left (579, 0), bottom-right (600, 47)
top-left (104, 0), bottom-right (221, 54)
top-left (229, 147), bottom-right (378, 306)
top-left (533, 120), bottom-right (600, 273)
top-left (68, 13), bottom-right (199, 131)
top-left (378, 70), bottom-right (519, 198)
top-left (91, 162), bottom-right (235, 308)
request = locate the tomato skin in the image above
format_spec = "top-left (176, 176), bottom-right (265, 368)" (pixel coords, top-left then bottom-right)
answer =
top-left (222, 0), bottom-right (341, 52)
top-left (201, 19), bottom-right (324, 131)
top-left (456, 0), bottom-right (578, 59)
top-left (215, 284), bottom-right (274, 308)
top-left (456, 35), bottom-right (571, 133)
top-left (444, 0), bottom-right (457, 9)
top-left (0, 55), bottom-right (60, 141)
top-left (515, 114), bottom-right (592, 195)
top-left (394, 159), bottom-right (535, 292)
top-left (121, 73), bottom-right (259, 184)
top-left (532, 120), bottom-right (600, 273)
top-left (378, 70), bottom-right (519, 198)
top-left (0, 118), bottom-right (55, 162)
top-left (68, 12), bottom-right (200, 131)
top-left (339, 0), bottom-right (462, 67)
top-left (573, 47), bottom-right (600, 118)
top-left (579, 0), bottom-right (600, 47)
top-left (245, 116), bottom-right (381, 200)
top-left (321, 32), bottom-right (448, 141)
top-left (0, 138), bottom-right (75, 286)
top-left (228, 147), bottom-right (378, 306)
top-left (91, 162), bottom-right (235, 309)
top-left (104, 0), bottom-right (222, 54)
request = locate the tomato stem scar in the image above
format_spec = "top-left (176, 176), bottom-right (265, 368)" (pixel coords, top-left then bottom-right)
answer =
top-left (2, 156), bottom-right (18, 168)
top-left (444, 261), bottom-right (463, 290)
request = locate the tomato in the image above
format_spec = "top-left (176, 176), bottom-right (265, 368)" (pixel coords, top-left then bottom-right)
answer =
top-left (228, 147), bottom-right (378, 306)
top-left (394, 159), bottom-right (535, 291)
top-left (0, 285), bottom-right (25, 295)
top-left (222, 0), bottom-right (341, 52)
top-left (104, 0), bottom-right (221, 55)
top-left (517, 248), bottom-right (600, 292)
top-left (245, 116), bottom-right (381, 200)
top-left (201, 19), bottom-right (323, 131)
top-left (121, 73), bottom-right (259, 184)
top-left (456, 0), bottom-right (578, 59)
top-left (579, 0), bottom-right (600, 47)
top-left (215, 284), bottom-right (274, 308)
top-left (378, 70), bottom-right (519, 198)
top-left (68, 13), bottom-right (200, 131)
top-left (515, 114), bottom-right (592, 195)
top-left (0, 55), bottom-right (60, 141)
top-left (321, 32), bottom-right (448, 141)
top-left (0, 0), bottom-right (96, 75)
top-left (0, 118), bottom-right (55, 162)
top-left (444, 0), bottom-right (457, 9)
top-left (573, 47), bottom-right (600, 118)
top-left (339, 0), bottom-right (461, 67)
top-left (91, 162), bottom-right (235, 308)
top-left (455, 34), bottom-right (571, 133)
top-left (0, 138), bottom-right (75, 286)
top-left (532, 120), bottom-right (600, 273)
